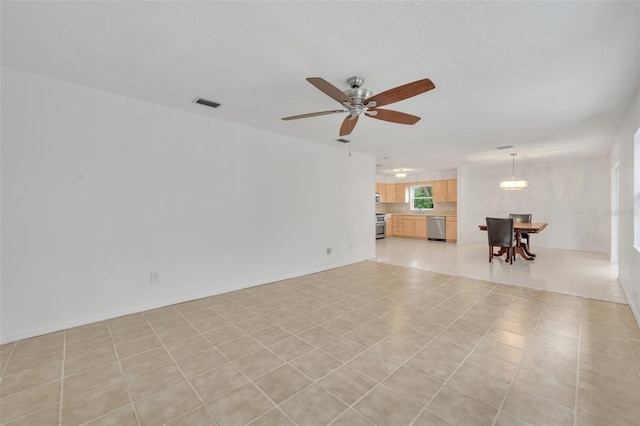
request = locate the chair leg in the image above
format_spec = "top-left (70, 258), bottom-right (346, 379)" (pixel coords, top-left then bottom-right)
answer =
top-left (489, 246), bottom-right (493, 263)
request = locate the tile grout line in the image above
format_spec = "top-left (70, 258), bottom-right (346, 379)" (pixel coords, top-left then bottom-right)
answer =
top-left (140, 308), bottom-right (225, 425)
top-left (239, 272), bottom-right (463, 425)
top-left (489, 294), bottom-right (554, 426)
top-left (58, 331), bottom-right (66, 426)
top-left (573, 322), bottom-right (582, 426)
top-left (165, 304), bottom-right (299, 426)
top-left (0, 343), bottom-right (17, 378)
top-left (408, 282), bottom-right (521, 426)
top-left (99, 321), bottom-right (142, 426)
top-left (619, 306), bottom-right (640, 379)
top-left (263, 273), bottom-right (465, 424)
top-left (313, 275), bottom-right (501, 425)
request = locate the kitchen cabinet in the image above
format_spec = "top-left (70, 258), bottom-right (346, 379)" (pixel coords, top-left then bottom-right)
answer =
top-left (386, 215), bottom-right (393, 237)
top-left (377, 179), bottom-right (456, 203)
top-left (403, 217), bottom-right (415, 237)
top-left (414, 217), bottom-right (427, 238)
top-left (399, 215), bottom-right (427, 239)
top-left (433, 179), bottom-right (457, 202)
top-left (385, 184), bottom-right (396, 203)
top-left (395, 183), bottom-right (406, 203)
top-left (446, 180), bottom-right (457, 202)
top-left (392, 215), bottom-right (404, 236)
top-left (446, 216), bottom-right (457, 242)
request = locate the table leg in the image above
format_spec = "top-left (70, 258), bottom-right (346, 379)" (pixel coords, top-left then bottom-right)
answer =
top-left (515, 232), bottom-right (534, 261)
top-left (522, 242), bottom-right (536, 258)
top-left (492, 247), bottom-right (512, 262)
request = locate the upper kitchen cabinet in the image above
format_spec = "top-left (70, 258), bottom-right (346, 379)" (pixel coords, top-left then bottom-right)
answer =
top-left (385, 184), bottom-right (396, 203)
top-left (375, 183), bottom-right (406, 203)
top-left (395, 183), bottom-right (407, 203)
top-left (433, 179), bottom-right (457, 202)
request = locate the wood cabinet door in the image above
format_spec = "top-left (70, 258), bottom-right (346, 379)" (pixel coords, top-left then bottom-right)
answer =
top-left (377, 183), bottom-right (386, 203)
top-left (395, 183), bottom-right (406, 203)
top-left (414, 217), bottom-right (427, 238)
top-left (447, 180), bottom-right (457, 201)
top-left (386, 184), bottom-right (396, 203)
top-left (403, 218), bottom-right (415, 237)
top-left (446, 217), bottom-right (457, 242)
top-left (432, 180), bottom-right (447, 202)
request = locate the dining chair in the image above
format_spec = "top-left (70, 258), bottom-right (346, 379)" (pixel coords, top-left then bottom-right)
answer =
top-left (486, 217), bottom-right (515, 264)
top-left (509, 213), bottom-right (532, 249)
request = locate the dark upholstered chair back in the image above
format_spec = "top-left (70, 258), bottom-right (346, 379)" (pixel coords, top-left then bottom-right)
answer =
top-left (509, 213), bottom-right (532, 223)
top-left (486, 217), bottom-right (514, 247)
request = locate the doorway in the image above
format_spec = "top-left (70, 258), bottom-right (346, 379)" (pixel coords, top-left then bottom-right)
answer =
top-left (611, 162), bottom-right (619, 262)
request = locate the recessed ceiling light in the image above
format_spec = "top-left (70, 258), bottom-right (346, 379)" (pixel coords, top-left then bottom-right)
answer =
top-left (496, 145), bottom-right (514, 150)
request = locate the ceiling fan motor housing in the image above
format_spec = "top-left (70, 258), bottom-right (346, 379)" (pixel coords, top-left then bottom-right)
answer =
top-left (345, 76), bottom-right (372, 104)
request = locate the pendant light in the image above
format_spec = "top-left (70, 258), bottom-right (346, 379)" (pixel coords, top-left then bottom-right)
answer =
top-left (500, 153), bottom-right (528, 190)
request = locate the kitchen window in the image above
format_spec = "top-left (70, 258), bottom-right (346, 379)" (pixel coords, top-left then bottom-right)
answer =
top-left (410, 185), bottom-right (434, 210)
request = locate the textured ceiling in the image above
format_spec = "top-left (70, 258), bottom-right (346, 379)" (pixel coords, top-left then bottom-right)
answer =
top-left (2, 1), bottom-right (639, 175)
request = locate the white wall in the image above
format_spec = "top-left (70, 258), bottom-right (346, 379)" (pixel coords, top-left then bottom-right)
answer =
top-left (609, 86), bottom-right (640, 325)
top-left (458, 156), bottom-right (610, 253)
top-left (0, 68), bottom-right (375, 343)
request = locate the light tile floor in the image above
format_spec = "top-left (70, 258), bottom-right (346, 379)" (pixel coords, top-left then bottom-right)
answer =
top-left (374, 238), bottom-right (626, 303)
top-left (1, 262), bottom-right (639, 425)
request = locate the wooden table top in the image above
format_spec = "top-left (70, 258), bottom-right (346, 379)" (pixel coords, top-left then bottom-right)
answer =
top-left (478, 222), bottom-right (548, 233)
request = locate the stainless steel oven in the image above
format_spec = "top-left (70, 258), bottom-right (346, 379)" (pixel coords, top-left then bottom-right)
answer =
top-left (376, 214), bottom-right (387, 239)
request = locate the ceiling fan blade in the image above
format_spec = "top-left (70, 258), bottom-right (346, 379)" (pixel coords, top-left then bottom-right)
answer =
top-left (366, 108), bottom-right (421, 125)
top-left (340, 115), bottom-right (359, 136)
top-left (364, 79), bottom-right (435, 107)
top-left (281, 110), bottom-right (345, 121)
top-left (307, 77), bottom-right (354, 105)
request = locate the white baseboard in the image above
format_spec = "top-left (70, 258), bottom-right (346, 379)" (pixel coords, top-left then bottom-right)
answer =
top-left (1, 258), bottom-right (363, 344)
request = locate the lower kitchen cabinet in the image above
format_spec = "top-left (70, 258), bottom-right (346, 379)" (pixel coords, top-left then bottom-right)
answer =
top-left (395, 215), bottom-right (426, 239)
top-left (446, 216), bottom-right (457, 242)
top-left (388, 215), bottom-right (455, 241)
top-left (414, 218), bottom-right (427, 238)
top-left (392, 215), bottom-right (404, 236)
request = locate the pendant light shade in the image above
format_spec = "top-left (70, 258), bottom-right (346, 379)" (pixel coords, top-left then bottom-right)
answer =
top-left (500, 153), bottom-right (528, 190)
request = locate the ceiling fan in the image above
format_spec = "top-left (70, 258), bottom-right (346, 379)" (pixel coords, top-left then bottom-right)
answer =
top-left (282, 76), bottom-right (435, 136)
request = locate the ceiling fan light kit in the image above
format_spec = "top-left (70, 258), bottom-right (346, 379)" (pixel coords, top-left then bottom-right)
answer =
top-left (282, 76), bottom-right (435, 136)
top-left (500, 153), bottom-right (528, 190)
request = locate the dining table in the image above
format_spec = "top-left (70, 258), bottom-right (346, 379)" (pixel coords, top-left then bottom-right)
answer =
top-left (478, 222), bottom-right (548, 261)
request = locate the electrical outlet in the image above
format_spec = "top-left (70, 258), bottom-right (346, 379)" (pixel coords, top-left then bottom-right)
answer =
top-left (150, 272), bottom-right (159, 284)
top-left (326, 247), bottom-right (332, 254)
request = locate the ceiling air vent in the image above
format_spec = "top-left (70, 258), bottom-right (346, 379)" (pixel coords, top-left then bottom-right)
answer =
top-left (496, 145), bottom-right (514, 150)
top-left (192, 97), bottom-right (221, 109)
top-left (336, 138), bottom-right (350, 143)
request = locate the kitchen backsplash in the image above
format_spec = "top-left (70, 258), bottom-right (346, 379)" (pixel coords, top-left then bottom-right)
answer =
top-left (376, 201), bottom-right (457, 215)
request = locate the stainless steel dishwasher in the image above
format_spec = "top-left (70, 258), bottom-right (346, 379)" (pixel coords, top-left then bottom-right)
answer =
top-left (427, 216), bottom-right (446, 241)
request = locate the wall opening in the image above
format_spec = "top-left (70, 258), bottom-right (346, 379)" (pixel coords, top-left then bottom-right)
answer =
top-left (612, 162), bottom-right (620, 262)
top-left (635, 128), bottom-right (640, 251)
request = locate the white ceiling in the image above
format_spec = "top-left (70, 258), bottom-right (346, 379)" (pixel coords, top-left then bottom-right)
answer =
top-left (2, 1), bottom-right (639, 175)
